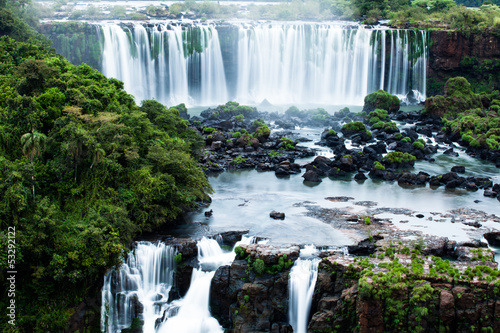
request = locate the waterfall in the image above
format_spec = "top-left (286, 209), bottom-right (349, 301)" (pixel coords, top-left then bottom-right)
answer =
top-left (102, 236), bottom-right (251, 332)
top-left (156, 237), bottom-right (235, 333)
top-left (101, 242), bottom-right (176, 333)
top-left (95, 22), bottom-right (428, 107)
top-left (288, 245), bottom-right (321, 333)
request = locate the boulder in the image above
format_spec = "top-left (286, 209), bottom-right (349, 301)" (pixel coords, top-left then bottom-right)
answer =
top-left (270, 211), bottom-right (285, 220)
top-left (484, 232), bottom-right (500, 247)
top-left (303, 170), bottom-right (322, 182)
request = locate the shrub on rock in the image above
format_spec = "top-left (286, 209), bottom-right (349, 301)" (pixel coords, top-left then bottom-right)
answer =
top-left (424, 77), bottom-right (483, 118)
top-left (363, 90), bottom-right (400, 113)
top-left (383, 151), bottom-right (416, 169)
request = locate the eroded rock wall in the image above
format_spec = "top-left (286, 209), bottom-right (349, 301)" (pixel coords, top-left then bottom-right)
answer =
top-left (428, 30), bottom-right (500, 95)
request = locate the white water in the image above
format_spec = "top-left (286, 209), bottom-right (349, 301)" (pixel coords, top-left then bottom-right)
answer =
top-left (157, 237), bottom-right (235, 333)
top-left (102, 236), bottom-right (252, 332)
top-left (288, 246), bottom-right (321, 333)
top-left (97, 22), bottom-right (428, 107)
top-left (101, 242), bottom-right (176, 333)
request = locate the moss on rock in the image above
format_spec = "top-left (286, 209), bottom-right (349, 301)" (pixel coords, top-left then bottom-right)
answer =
top-left (363, 90), bottom-right (401, 113)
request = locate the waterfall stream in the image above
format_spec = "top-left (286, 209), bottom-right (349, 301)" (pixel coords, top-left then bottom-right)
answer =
top-left (96, 22), bottom-right (428, 107)
top-left (101, 242), bottom-right (176, 333)
top-left (101, 236), bottom-right (251, 332)
top-left (288, 246), bottom-right (321, 333)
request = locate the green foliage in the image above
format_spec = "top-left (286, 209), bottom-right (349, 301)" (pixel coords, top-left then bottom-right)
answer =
top-left (383, 152), bottom-right (417, 164)
top-left (253, 258), bottom-right (266, 275)
top-left (232, 132), bottom-right (242, 139)
top-left (280, 137), bottom-right (297, 150)
top-left (268, 150), bottom-right (283, 157)
top-left (412, 0), bottom-right (456, 13)
top-left (285, 105), bottom-right (301, 117)
top-left (443, 107), bottom-right (500, 150)
top-left (368, 109), bottom-right (389, 123)
top-left (231, 156), bottom-right (247, 164)
top-left (234, 114), bottom-right (245, 123)
top-left (342, 121), bottom-right (367, 133)
top-left (402, 136), bottom-right (412, 143)
top-left (234, 246), bottom-right (245, 258)
top-left (202, 126), bottom-right (216, 134)
top-left (251, 118), bottom-right (266, 128)
top-left (254, 126), bottom-right (271, 142)
top-left (374, 161), bottom-right (386, 171)
top-left (413, 141), bottom-right (425, 149)
top-left (363, 90), bottom-right (400, 112)
top-left (174, 252), bottom-right (183, 264)
top-left (372, 121), bottom-right (398, 131)
top-left (216, 101), bottom-right (255, 117)
top-left (328, 129), bottom-right (337, 136)
top-left (425, 77), bottom-right (484, 118)
top-left (0, 34), bottom-right (211, 331)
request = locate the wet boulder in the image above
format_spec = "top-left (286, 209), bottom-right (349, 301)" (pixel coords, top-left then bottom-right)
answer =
top-left (354, 172), bottom-right (367, 180)
top-left (328, 167), bottom-right (347, 178)
top-left (484, 232), bottom-right (500, 247)
top-left (303, 169), bottom-right (322, 182)
top-left (451, 165), bottom-right (465, 173)
top-left (270, 211), bottom-right (285, 220)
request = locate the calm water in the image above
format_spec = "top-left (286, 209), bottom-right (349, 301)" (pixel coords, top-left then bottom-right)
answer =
top-left (182, 125), bottom-right (500, 246)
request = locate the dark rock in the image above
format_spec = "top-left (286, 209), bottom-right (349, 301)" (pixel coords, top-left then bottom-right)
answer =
top-left (270, 211), bottom-right (285, 220)
top-left (398, 171), bottom-right (417, 186)
top-left (216, 230), bottom-right (249, 245)
top-left (328, 167), bottom-right (347, 178)
top-left (415, 172), bottom-right (430, 185)
top-left (484, 232), bottom-right (500, 247)
top-left (484, 190), bottom-right (497, 198)
top-left (445, 177), bottom-right (465, 189)
top-left (164, 238), bottom-right (197, 259)
top-left (451, 165), bottom-right (465, 173)
top-left (339, 155), bottom-right (356, 172)
top-left (303, 170), bottom-right (322, 182)
top-left (416, 214), bottom-right (424, 218)
top-left (354, 172), bottom-right (367, 180)
top-left (443, 148), bottom-right (459, 157)
top-left (347, 235), bottom-right (383, 255)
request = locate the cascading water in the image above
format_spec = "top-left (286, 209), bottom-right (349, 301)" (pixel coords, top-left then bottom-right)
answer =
top-left (96, 22), bottom-right (428, 107)
top-left (288, 245), bottom-right (321, 333)
top-left (101, 242), bottom-right (176, 333)
top-left (102, 236), bottom-right (251, 332)
top-left (156, 237), bottom-right (235, 333)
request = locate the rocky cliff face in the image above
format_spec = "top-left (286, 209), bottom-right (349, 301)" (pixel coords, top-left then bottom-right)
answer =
top-left (211, 240), bottom-right (500, 333)
top-left (210, 244), bottom-right (300, 333)
top-left (428, 30), bottom-right (500, 95)
top-left (429, 30), bottom-right (500, 70)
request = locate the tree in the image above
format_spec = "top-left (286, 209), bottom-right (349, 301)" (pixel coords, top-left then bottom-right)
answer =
top-left (20, 130), bottom-right (46, 199)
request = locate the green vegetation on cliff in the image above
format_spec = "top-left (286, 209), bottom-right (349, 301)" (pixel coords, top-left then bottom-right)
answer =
top-left (0, 8), bottom-right (211, 330)
top-left (425, 77), bottom-right (500, 151)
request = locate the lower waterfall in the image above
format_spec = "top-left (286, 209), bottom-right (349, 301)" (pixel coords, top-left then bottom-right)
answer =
top-left (101, 237), bottom-right (248, 332)
top-left (100, 242), bottom-right (176, 333)
top-left (288, 246), bottom-right (321, 333)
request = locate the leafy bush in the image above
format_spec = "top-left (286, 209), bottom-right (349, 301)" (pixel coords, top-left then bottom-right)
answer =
top-left (342, 121), bottom-right (367, 133)
top-left (363, 90), bottom-right (400, 112)
top-left (383, 151), bottom-right (417, 164)
top-left (253, 258), bottom-right (266, 275)
top-left (254, 126), bottom-right (271, 142)
top-left (413, 141), bottom-right (425, 149)
top-left (280, 137), bottom-right (297, 150)
top-left (374, 161), bottom-right (386, 170)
